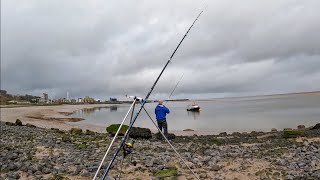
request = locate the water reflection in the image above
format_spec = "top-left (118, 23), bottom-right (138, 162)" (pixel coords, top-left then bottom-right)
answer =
top-left (110, 106), bottom-right (118, 112)
top-left (187, 111), bottom-right (200, 120)
top-left (78, 106), bottom-right (118, 115)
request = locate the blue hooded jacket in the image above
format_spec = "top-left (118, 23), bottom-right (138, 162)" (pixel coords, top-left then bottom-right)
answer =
top-left (155, 104), bottom-right (170, 121)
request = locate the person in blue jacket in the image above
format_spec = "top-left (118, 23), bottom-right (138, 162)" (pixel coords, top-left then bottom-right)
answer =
top-left (155, 100), bottom-right (170, 139)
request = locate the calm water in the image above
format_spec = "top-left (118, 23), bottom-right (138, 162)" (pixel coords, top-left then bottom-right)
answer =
top-left (72, 93), bottom-right (320, 134)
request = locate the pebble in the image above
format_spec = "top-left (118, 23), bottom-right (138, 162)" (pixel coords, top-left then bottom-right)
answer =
top-left (1, 121), bottom-right (320, 179)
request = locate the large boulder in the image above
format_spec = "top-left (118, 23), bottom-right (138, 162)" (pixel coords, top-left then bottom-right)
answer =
top-left (106, 124), bottom-right (128, 136)
top-left (15, 119), bottom-right (22, 126)
top-left (155, 132), bottom-right (176, 140)
top-left (70, 128), bottom-right (82, 135)
top-left (311, 123), bottom-right (320, 130)
top-left (85, 129), bottom-right (95, 135)
top-left (129, 127), bottom-right (152, 139)
top-left (106, 124), bottom-right (152, 139)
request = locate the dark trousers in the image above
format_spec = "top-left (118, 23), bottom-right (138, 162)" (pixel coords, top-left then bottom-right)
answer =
top-left (157, 119), bottom-right (168, 139)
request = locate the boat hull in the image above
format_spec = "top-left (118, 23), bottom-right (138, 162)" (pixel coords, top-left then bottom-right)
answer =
top-left (187, 107), bottom-right (200, 112)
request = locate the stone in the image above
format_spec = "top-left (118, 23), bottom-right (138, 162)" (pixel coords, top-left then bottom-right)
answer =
top-left (199, 173), bottom-right (207, 178)
top-left (211, 165), bottom-right (222, 171)
top-left (8, 153), bottom-right (19, 160)
top-left (15, 119), bottom-right (23, 126)
top-left (62, 135), bottom-right (71, 142)
top-left (311, 123), bottom-right (320, 130)
top-left (157, 165), bottom-right (164, 170)
top-left (297, 125), bottom-right (305, 130)
top-left (42, 167), bottom-right (51, 174)
top-left (26, 123), bottom-right (36, 128)
top-left (271, 128), bottom-right (278, 132)
top-left (70, 128), bottom-right (82, 135)
top-left (85, 129), bottom-right (95, 135)
top-left (8, 172), bottom-right (20, 179)
top-left (219, 132), bottom-right (227, 136)
top-left (130, 127), bottom-right (152, 139)
top-left (298, 162), bottom-right (306, 168)
top-left (5, 122), bottom-right (15, 126)
top-left (8, 163), bottom-right (18, 171)
top-left (145, 159), bottom-right (154, 167)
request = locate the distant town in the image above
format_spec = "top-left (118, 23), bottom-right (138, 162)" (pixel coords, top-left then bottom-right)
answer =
top-left (0, 89), bottom-right (121, 105)
top-left (0, 90), bottom-right (189, 105)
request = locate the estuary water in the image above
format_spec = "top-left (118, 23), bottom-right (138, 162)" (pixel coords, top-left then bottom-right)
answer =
top-left (72, 93), bottom-right (320, 134)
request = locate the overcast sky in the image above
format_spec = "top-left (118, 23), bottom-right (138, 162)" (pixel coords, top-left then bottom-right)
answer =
top-left (1, 0), bottom-right (320, 100)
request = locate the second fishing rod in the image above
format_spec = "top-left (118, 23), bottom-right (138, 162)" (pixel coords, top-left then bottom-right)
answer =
top-left (100, 8), bottom-right (205, 180)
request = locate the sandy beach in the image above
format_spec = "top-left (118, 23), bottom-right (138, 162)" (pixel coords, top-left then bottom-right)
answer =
top-left (0, 104), bottom-right (116, 133)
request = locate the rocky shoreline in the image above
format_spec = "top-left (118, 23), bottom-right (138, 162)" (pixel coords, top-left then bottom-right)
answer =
top-left (1, 121), bottom-right (320, 180)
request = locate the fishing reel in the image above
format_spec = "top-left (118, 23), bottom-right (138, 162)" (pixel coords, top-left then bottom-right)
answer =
top-left (123, 139), bottom-right (134, 157)
top-left (125, 95), bottom-right (144, 102)
top-left (122, 140), bottom-right (137, 166)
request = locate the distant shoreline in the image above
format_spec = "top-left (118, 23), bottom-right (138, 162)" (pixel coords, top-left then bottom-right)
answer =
top-left (194, 90), bottom-right (320, 101)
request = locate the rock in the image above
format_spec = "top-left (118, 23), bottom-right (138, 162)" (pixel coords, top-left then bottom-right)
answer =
top-left (85, 129), bottom-right (95, 135)
top-left (231, 132), bottom-right (242, 136)
top-left (219, 132), bottom-right (227, 136)
top-left (26, 123), bottom-right (36, 128)
top-left (70, 128), bottom-right (82, 135)
top-left (199, 173), bottom-right (207, 178)
top-left (7, 153), bottom-right (19, 160)
top-left (183, 129), bottom-right (194, 131)
top-left (211, 165), bottom-right (222, 171)
top-left (311, 123), bottom-right (320, 130)
top-left (130, 127), bottom-right (152, 139)
top-left (271, 128), bottom-right (278, 132)
top-left (298, 162), bottom-right (306, 168)
top-left (185, 162), bottom-right (194, 169)
top-left (145, 158), bottom-right (154, 167)
top-left (62, 135), bottom-right (71, 142)
top-left (297, 125), bottom-right (305, 130)
top-left (8, 163), bottom-right (18, 171)
top-left (106, 124), bottom-right (128, 136)
top-left (157, 165), bottom-right (164, 170)
top-left (155, 132), bottom-right (176, 140)
top-left (51, 128), bottom-right (63, 133)
top-left (5, 122), bottom-right (15, 126)
top-left (42, 167), bottom-right (51, 174)
top-left (8, 172), bottom-right (20, 179)
top-left (15, 119), bottom-right (23, 126)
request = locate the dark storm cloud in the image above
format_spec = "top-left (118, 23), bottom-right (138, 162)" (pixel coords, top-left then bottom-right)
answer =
top-left (1, 0), bottom-right (320, 100)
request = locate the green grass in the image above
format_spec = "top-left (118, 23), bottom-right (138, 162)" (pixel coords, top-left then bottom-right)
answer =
top-left (283, 129), bottom-right (304, 138)
top-left (154, 166), bottom-right (178, 177)
top-left (106, 124), bottom-right (129, 135)
top-left (78, 143), bottom-right (87, 149)
top-left (212, 138), bottom-right (222, 145)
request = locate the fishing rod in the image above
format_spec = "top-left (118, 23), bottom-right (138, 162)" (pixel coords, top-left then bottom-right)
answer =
top-left (100, 8), bottom-right (205, 180)
top-left (165, 73), bottom-right (184, 105)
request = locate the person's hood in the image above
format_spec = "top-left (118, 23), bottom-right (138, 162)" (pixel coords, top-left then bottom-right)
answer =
top-left (156, 105), bottom-right (165, 109)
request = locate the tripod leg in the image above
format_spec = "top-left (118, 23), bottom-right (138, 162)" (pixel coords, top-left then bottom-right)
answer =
top-left (93, 99), bottom-right (137, 180)
top-left (141, 107), bottom-right (200, 180)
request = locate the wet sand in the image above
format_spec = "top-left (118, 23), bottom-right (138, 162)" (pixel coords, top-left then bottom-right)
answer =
top-left (0, 104), bottom-right (114, 133)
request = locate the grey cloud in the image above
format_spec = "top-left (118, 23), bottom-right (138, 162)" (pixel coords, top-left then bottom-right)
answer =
top-left (1, 0), bottom-right (320, 100)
